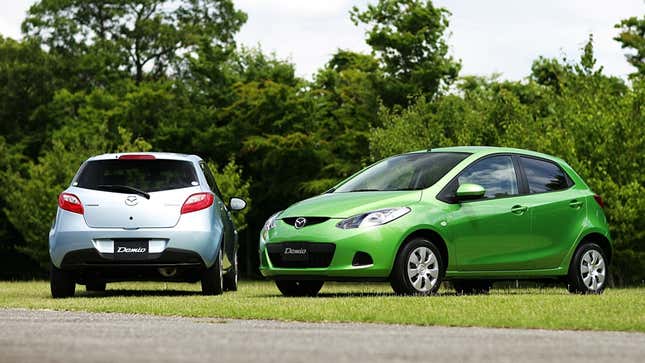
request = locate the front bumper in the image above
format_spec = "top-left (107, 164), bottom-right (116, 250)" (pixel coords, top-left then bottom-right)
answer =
top-left (49, 209), bottom-right (223, 269)
top-left (259, 218), bottom-right (408, 279)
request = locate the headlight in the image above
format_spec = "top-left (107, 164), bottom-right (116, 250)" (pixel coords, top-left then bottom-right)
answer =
top-left (262, 211), bottom-right (282, 231)
top-left (336, 207), bottom-right (411, 229)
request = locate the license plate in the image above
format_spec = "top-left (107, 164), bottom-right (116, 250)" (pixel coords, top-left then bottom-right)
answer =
top-left (282, 246), bottom-right (308, 262)
top-left (114, 240), bottom-right (148, 260)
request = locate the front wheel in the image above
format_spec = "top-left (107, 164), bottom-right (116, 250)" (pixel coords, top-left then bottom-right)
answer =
top-left (201, 248), bottom-right (224, 296)
top-left (275, 280), bottom-right (324, 297)
top-left (390, 238), bottom-right (443, 296)
top-left (567, 243), bottom-right (608, 294)
top-left (50, 263), bottom-right (75, 298)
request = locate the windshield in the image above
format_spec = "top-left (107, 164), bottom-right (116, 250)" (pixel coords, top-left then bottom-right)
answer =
top-left (334, 152), bottom-right (469, 193)
top-left (74, 159), bottom-right (199, 193)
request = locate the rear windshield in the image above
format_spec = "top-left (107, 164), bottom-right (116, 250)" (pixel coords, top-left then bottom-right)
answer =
top-left (74, 159), bottom-right (199, 192)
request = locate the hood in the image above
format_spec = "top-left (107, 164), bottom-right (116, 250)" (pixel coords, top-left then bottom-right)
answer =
top-left (280, 190), bottom-right (423, 219)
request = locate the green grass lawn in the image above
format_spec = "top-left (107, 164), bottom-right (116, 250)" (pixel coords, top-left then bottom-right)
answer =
top-left (1, 280), bottom-right (643, 332)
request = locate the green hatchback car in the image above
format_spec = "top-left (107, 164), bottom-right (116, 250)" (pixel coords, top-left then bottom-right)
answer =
top-left (259, 147), bottom-right (611, 296)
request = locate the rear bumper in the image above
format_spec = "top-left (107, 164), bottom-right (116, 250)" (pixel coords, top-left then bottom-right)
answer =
top-left (49, 209), bottom-right (222, 269)
top-left (59, 248), bottom-right (205, 283)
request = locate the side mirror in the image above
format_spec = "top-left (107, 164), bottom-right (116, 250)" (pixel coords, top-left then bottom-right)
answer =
top-left (229, 197), bottom-right (247, 211)
top-left (455, 183), bottom-right (486, 201)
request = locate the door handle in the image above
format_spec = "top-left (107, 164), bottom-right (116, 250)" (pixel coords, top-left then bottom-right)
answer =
top-left (511, 205), bottom-right (528, 215)
top-left (569, 200), bottom-right (583, 209)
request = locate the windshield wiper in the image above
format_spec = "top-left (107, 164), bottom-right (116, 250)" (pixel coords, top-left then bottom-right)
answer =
top-left (96, 185), bottom-right (150, 199)
top-left (347, 188), bottom-right (382, 192)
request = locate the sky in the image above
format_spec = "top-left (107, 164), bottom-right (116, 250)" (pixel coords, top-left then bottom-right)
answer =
top-left (1, 0), bottom-right (642, 80)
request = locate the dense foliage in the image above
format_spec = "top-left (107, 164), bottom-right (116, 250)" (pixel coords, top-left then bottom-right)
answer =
top-left (0, 0), bottom-right (642, 284)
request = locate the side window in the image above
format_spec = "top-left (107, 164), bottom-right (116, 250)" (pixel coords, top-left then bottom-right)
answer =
top-left (199, 162), bottom-right (223, 198)
top-left (457, 156), bottom-right (519, 199)
top-left (519, 157), bottom-right (571, 193)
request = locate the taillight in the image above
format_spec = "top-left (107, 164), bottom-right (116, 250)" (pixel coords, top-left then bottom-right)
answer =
top-left (58, 193), bottom-right (84, 214)
top-left (118, 154), bottom-right (156, 160)
top-left (181, 193), bottom-right (214, 214)
top-left (593, 194), bottom-right (604, 208)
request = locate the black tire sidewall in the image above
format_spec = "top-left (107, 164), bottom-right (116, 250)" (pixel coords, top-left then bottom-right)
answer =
top-left (391, 238), bottom-right (443, 296)
top-left (568, 243), bottom-right (608, 294)
top-left (223, 252), bottom-right (238, 292)
top-left (201, 248), bottom-right (224, 295)
top-left (50, 263), bottom-right (75, 298)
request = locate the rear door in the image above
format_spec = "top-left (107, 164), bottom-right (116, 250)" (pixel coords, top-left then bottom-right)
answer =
top-left (516, 156), bottom-right (586, 268)
top-left (73, 158), bottom-right (201, 229)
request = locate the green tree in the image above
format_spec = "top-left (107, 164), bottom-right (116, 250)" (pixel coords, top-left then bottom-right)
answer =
top-left (208, 159), bottom-right (251, 231)
top-left (0, 36), bottom-right (61, 158)
top-left (23, 0), bottom-right (247, 85)
top-left (614, 16), bottom-right (645, 77)
top-left (351, 0), bottom-right (461, 106)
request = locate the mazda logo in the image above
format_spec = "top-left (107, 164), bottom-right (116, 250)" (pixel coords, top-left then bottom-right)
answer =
top-left (125, 195), bottom-right (138, 206)
top-left (294, 217), bottom-right (307, 229)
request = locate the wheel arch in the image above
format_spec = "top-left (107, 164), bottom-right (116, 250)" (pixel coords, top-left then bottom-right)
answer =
top-left (395, 228), bottom-right (449, 273)
top-left (577, 232), bottom-right (612, 264)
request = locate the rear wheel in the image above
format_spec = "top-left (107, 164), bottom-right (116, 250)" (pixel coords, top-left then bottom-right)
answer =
top-left (452, 280), bottom-right (492, 295)
top-left (85, 282), bottom-right (106, 292)
top-left (567, 243), bottom-right (608, 294)
top-left (50, 263), bottom-right (75, 298)
top-left (390, 238), bottom-right (443, 296)
top-left (201, 248), bottom-right (224, 296)
top-left (275, 280), bottom-right (324, 297)
top-left (223, 252), bottom-right (238, 292)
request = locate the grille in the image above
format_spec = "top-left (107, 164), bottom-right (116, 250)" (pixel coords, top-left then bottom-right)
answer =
top-left (281, 217), bottom-right (330, 228)
top-left (267, 242), bottom-right (336, 268)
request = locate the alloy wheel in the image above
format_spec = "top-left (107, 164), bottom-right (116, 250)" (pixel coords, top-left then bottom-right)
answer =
top-left (580, 250), bottom-right (606, 291)
top-left (407, 246), bottom-right (439, 292)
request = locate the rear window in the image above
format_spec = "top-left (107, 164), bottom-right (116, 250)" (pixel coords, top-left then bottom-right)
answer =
top-left (519, 157), bottom-right (572, 193)
top-left (74, 159), bottom-right (199, 192)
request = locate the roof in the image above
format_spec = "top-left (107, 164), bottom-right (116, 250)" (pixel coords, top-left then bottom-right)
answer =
top-left (86, 152), bottom-right (203, 162)
top-left (420, 146), bottom-right (566, 163)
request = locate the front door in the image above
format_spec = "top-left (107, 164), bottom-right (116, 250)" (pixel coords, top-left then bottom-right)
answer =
top-left (445, 155), bottom-right (534, 271)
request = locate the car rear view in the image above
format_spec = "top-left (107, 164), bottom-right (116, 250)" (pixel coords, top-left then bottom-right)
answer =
top-left (49, 153), bottom-right (244, 298)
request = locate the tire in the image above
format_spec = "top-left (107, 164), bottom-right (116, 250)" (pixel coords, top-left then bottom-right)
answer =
top-left (275, 280), bottom-right (324, 297)
top-left (390, 237), bottom-right (444, 296)
top-left (201, 248), bottom-right (224, 296)
top-left (223, 252), bottom-right (238, 292)
top-left (50, 263), bottom-right (75, 298)
top-left (452, 280), bottom-right (492, 295)
top-left (567, 242), bottom-right (608, 294)
top-left (85, 282), bottom-right (106, 292)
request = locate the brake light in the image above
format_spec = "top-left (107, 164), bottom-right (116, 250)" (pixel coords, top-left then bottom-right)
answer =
top-left (593, 194), bottom-right (604, 208)
top-left (181, 193), bottom-right (214, 214)
top-left (58, 193), bottom-right (84, 214)
top-left (118, 154), bottom-right (156, 160)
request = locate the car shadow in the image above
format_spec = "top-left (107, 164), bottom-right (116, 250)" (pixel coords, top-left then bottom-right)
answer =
top-left (77, 289), bottom-right (202, 298)
top-left (253, 291), bottom-right (460, 298)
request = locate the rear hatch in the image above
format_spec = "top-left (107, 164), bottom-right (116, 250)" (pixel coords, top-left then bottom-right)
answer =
top-left (70, 157), bottom-right (201, 229)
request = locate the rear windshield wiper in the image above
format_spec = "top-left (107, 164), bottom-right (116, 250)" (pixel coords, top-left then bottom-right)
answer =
top-left (96, 185), bottom-right (151, 199)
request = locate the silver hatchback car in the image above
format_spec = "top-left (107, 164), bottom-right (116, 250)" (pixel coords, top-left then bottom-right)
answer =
top-left (49, 152), bottom-right (246, 298)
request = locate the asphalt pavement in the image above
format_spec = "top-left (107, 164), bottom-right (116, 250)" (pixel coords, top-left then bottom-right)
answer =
top-left (0, 308), bottom-right (643, 363)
